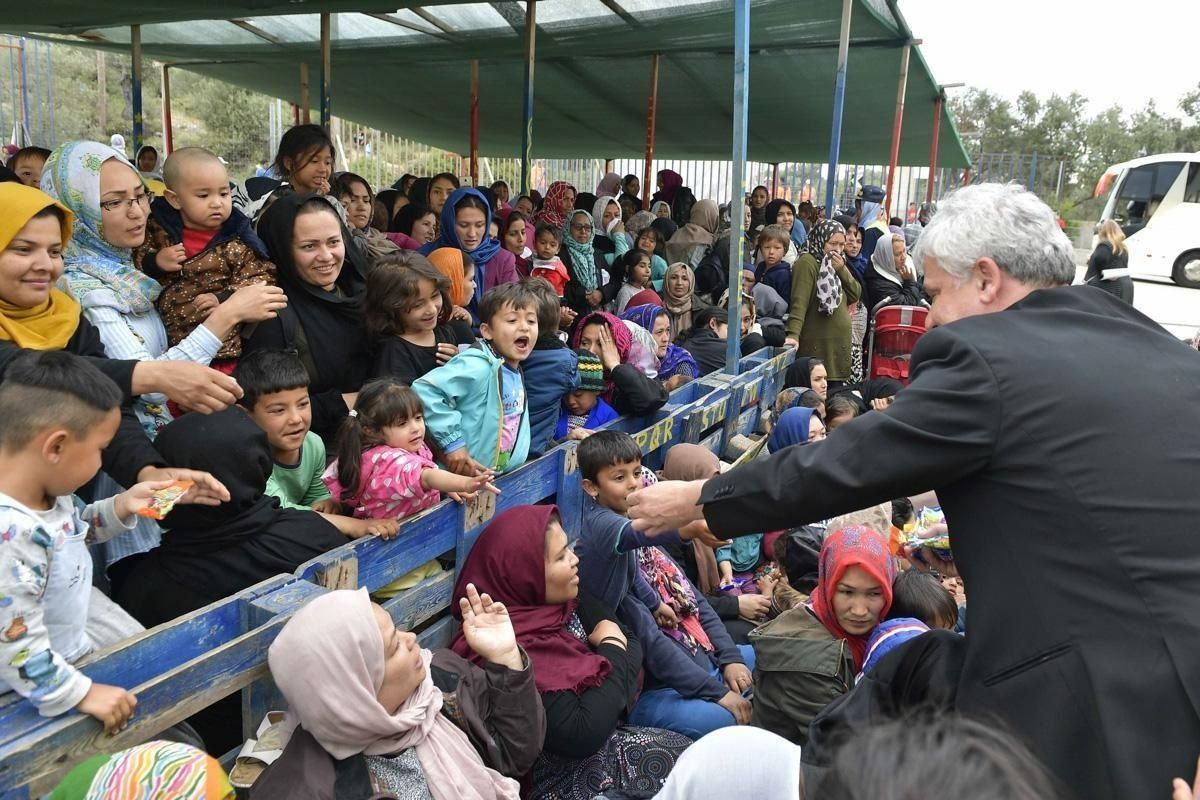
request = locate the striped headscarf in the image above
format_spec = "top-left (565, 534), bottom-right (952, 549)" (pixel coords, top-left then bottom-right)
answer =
top-left (50, 741), bottom-right (234, 800)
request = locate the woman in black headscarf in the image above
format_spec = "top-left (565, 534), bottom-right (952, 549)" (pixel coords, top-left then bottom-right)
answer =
top-left (116, 407), bottom-right (346, 628)
top-left (115, 407), bottom-right (346, 753)
top-left (243, 193), bottom-right (369, 441)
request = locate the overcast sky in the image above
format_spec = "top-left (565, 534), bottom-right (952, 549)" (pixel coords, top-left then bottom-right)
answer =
top-left (900, 0), bottom-right (1196, 118)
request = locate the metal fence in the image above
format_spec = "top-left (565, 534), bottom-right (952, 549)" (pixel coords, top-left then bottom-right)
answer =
top-left (330, 115), bottom-right (968, 220)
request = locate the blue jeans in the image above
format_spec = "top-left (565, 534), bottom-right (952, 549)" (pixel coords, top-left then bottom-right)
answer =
top-left (627, 644), bottom-right (756, 740)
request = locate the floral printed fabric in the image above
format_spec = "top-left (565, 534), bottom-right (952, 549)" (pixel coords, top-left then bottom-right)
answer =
top-left (322, 444), bottom-right (440, 520)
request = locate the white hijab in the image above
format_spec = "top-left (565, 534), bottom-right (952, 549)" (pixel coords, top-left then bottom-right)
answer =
top-left (870, 232), bottom-right (916, 286)
top-left (653, 726), bottom-right (802, 800)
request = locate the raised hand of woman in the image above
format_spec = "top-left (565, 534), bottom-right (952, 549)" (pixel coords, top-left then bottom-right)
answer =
top-left (459, 583), bottom-right (523, 670)
top-left (596, 325), bottom-right (622, 371)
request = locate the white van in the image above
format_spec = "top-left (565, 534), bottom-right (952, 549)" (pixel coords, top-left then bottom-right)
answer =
top-left (1094, 152), bottom-right (1200, 287)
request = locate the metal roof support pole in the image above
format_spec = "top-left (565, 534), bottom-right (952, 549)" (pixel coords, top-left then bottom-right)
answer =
top-left (823, 0), bottom-right (852, 212)
top-left (926, 92), bottom-right (943, 203)
top-left (161, 64), bottom-right (172, 155)
top-left (961, 166), bottom-right (971, 187)
top-left (130, 26), bottom-right (142, 152)
top-left (16, 37), bottom-right (30, 146)
top-left (641, 53), bottom-right (660, 210)
top-left (299, 64), bottom-right (310, 124)
top-left (725, 0), bottom-right (750, 376)
top-left (771, 163), bottom-right (779, 197)
top-left (519, 0), bottom-right (536, 195)
top-left (470, 59), bottom-right (480, 186)
top-left (884, 42), bottom-right (911, 217)
top-left (320, 13), bottom-right (331, 130)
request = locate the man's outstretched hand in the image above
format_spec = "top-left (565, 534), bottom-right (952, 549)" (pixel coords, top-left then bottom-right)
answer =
top-left (627, 480), bottom-right (707, 535)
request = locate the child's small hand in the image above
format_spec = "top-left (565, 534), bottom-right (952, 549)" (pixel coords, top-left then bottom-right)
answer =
top-left (460, 471), bottom-right (501, 499)
top-left (678, 519), bottom-right (724, 549)
top-left (346, 517), bottom-right (401, 540)
top-left (449, 305), bottom-right (472, 322)
top-left (155, 244), bottom-right (187, 272)
top-left (654, 602), bottom-right (678, 628)
top-left (567, 428), bottom-right (593, 441)
top-left (115, 480), bottom-right (194, 521)
top-left (435, 342), bottom-right (459, 366)
top-left (192, 293), bottom-right (219, 316)
top-left (558, 307), bottom-right (577, 330)
top-left (311, 498), bottom-right (341, 515)
top-left (77, 682), bottom-right (137, 733)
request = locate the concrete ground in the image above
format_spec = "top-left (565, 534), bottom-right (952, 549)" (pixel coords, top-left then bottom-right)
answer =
top-left (1072, 251), bottom-right (1199, 341)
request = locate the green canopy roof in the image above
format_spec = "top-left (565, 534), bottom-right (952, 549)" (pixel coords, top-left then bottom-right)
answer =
top-left (6, 0), bottom-right (969, 167)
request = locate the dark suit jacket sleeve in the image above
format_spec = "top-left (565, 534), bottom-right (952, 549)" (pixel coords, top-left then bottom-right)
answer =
top-left (699, 326), bottom-right (1002, 537)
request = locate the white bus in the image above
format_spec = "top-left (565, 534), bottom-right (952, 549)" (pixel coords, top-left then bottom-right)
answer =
top-left (1093, 152), bottom-right (1200, 288)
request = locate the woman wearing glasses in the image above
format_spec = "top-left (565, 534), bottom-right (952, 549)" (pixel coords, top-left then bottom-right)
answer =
top-left (561, 209), bottom-right (627, 316)
top-left (42, 141), bottom-right (281, 436)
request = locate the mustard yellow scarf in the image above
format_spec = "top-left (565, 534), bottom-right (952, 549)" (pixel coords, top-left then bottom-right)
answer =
top-left (0, 182), bottom-right (80, 350)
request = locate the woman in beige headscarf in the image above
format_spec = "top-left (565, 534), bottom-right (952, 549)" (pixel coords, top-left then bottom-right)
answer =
top-left (665, 199), bottom-right (720, 266)
top-left (253, 586), bottom-right (543, 800)
top-left (662, 262), bottom-right (710, 341)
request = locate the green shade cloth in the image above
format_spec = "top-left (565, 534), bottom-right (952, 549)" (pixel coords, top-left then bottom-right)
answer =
top-left (4, 0), bottom-right (969, 166)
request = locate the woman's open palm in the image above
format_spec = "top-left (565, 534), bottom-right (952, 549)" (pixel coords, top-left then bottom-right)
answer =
top-left (459, 583), bottom-right (518, 663)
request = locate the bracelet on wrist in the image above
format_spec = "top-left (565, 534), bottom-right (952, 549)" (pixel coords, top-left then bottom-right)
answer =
top-left (599, 636), bottom-right (625, 647)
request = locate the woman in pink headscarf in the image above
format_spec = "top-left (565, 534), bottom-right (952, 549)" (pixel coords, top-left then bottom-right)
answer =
top-left (252, 586), bottom-right (544, 800)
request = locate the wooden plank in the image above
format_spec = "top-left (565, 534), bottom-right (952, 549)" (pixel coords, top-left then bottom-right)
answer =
top-left (240, 581), bottom-right (328, 736)
top-left (0, 573), bottom-right (294, 744)
top-left (458, 450), bottom-right (562, 562)
top-left (1, 616), bottom-right (289, 797)
top-left (380, 569), bottom-right (455, 632)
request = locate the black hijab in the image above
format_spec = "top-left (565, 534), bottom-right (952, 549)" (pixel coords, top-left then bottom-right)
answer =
top-left (408, 177), bottom-right (431, 207)
top-left (650, 216), bottom-right (678, 244)
top-left (152, 408), bottom-right (290, 552)
top-left (123, 407), bottom-right (345, 628)
top-left (392, 201), bottom-right (433, 236)
top-left (764, 198), bottom-right (798, 230)
top-left (257, 193), bottom-right (369, 390)
top-left (784, 356), bottom-right (819, 389)
top-left (574, 191), bottom-right (598, 212)
top-left (833, 378), bottom-right (903, 413)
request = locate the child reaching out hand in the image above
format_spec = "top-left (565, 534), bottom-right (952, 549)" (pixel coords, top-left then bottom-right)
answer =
top-left (323, 380), bottom-right (501, 592)
top-left (0, 351), bottom-right (205, 732)
top-left (323, 380), bottom-right (500, 520)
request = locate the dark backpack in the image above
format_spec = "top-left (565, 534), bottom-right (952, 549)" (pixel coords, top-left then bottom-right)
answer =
top-left (693, 244), bottom-right (728, 303)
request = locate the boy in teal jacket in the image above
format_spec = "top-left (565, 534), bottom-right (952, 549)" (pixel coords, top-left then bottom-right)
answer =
top-left (414, 280), bottom-right (540, 475)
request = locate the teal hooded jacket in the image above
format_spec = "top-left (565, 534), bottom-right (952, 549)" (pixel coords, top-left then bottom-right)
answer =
top-left (412, 342), bottom-right (531, 473)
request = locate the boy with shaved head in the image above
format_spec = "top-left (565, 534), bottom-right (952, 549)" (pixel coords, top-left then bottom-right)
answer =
top-left (134, 146), bottom-right (276, 363)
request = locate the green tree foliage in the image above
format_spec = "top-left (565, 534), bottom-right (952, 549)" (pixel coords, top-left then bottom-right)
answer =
top-left (951, 83), bottom-right (1200, 213)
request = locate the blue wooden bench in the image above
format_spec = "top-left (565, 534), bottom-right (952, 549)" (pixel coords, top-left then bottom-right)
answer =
top-left (0, 347), bottom-right (793, 799)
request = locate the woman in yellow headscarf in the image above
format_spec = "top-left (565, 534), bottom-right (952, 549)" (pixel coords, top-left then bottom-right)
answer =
top-left (0, 181), bottom-right (80, 350)
top-left (0, 181), bottom-right (227, 500)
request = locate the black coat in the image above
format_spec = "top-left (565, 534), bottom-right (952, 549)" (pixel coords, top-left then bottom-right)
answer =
top-left (699, 286), bottom-right (1200, 800)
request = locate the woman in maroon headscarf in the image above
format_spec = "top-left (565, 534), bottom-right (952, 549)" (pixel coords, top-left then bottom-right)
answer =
top-left (451, 505), bottom-right (690, 800)
top-left (652, 169), bottom-right (684, 205)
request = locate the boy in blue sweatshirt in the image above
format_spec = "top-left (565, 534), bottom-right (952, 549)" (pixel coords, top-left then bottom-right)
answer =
top-left (414, 280), bottom-right (539, 475)
top-left (521, 278), bottom-right (579, 456)
top-left (575, 431), bottom-right (754, 739)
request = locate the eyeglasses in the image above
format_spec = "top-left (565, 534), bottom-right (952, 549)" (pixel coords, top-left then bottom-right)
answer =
top-left (99, 193), bottom-right (151, 213)
top-left (570, 223), bottom-right (593, 232)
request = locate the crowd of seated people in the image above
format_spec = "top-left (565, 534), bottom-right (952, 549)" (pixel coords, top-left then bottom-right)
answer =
top-left (7, 136), bottom-right (1169, 800)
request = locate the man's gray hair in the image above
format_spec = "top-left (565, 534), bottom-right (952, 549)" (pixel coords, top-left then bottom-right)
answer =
top-left (913, 183), bottom-right (1075, 287)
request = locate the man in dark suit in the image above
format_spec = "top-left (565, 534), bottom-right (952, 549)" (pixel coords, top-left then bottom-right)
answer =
top-left (628, 183), bottom-right (1200, 800)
